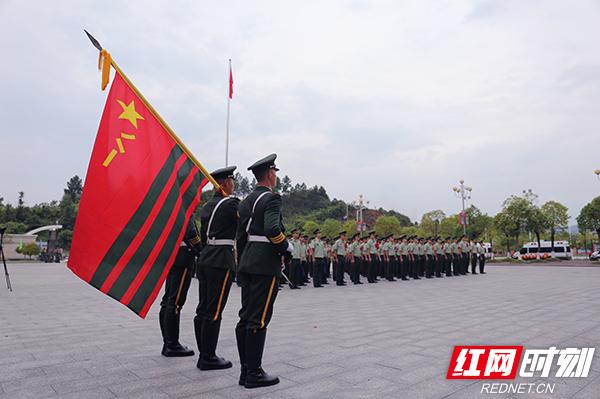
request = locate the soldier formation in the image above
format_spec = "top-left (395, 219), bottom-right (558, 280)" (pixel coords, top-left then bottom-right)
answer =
top-left (286, 232), bottom-right (488, 287)
top-left (156, 152), bottom-right (489, 390)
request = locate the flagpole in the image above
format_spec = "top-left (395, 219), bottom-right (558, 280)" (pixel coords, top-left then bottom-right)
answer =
top-left (109, 58), bottom-right (222, 192)
top-left (225, 59), bottom-right (231, 167)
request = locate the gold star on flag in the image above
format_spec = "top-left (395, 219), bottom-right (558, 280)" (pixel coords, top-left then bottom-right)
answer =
top-left (117, 99), bottom-right (144, 128)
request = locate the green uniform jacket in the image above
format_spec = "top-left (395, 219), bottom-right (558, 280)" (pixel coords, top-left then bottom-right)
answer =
top-left (236, 186), bottom-right (288, 276)
top-left (197, 191), bottom-right (240, 271)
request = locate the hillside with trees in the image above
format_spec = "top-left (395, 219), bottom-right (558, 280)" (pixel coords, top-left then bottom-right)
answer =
top-left (2, 173), bottom-right (599, 256)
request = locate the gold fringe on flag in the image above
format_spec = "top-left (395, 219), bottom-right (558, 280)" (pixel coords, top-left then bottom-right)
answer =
top-left (97, 49), bottom-right (112, 91)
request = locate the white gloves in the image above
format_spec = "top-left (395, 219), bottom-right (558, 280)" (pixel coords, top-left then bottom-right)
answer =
top-left (287, 242), bottom-right (294, 254)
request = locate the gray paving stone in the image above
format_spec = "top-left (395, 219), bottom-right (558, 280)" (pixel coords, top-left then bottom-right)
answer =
top-left (2, 263), bottom-right (600, 398)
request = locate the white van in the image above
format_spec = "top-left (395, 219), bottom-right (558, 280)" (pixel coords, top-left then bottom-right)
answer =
top-left (517, 240), bottom-right (572, 260)
top-left (481, 242), bottom-right (494, 259)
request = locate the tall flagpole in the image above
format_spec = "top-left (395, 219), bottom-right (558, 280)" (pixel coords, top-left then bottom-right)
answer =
top-left (225, 59), bottom-right (232, 167)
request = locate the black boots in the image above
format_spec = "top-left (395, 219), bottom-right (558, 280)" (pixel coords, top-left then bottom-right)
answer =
top-left (196, 319), bottom-right (232, 370)
top-left (236, 325), bottom-right (247, 386)
top-left (160, 309), bottom-right (195, 357)
top-left (239, 328), bottom-right (279, 389)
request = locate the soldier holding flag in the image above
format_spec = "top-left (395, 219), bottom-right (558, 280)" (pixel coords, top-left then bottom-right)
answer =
top-left (235, 154), bottom-right (291, 389)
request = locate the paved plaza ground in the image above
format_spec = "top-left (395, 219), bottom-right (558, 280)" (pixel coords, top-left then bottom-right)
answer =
top-left (1, 262), bottom-right (599, 399)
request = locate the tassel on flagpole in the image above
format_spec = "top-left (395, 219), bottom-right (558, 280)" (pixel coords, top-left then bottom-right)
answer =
top-left (98, 49), bottom-right (112, 91)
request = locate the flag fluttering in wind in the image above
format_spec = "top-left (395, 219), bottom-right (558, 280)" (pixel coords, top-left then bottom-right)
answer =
top-left (229, 63), bottom-right (234, 99)
top-left (68, 33), bottom-right (220, 318)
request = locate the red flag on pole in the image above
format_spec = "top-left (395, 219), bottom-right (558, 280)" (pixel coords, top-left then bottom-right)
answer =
top-left (68, 55), bottom-right (212, 318)
top-left (229, 62), bottom-right (234, 99)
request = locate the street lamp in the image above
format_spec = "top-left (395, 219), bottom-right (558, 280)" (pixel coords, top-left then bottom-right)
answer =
top-left (452, 180), bottom-right (472, 235)
top-left (351, 195), bottom-right (370, 238)
top-left (595, 169), bottom-right (600, 180)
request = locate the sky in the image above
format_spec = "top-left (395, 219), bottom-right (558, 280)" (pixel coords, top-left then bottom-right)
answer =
top-left (1, 0), bottom-right (599, 223)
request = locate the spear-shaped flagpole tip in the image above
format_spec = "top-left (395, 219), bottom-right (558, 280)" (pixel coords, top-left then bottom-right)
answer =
top-left (84, 29), bottom-right (103, 51)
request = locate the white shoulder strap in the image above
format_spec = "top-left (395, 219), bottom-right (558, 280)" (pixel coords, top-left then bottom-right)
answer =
top-left (245, 191), bottom-right (271, 233)
top-left (205, 196), bottom-right (231, 240)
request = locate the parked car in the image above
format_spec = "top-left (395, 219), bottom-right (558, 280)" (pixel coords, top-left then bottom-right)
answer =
top-left (590, 251), bottom-right (600, 261)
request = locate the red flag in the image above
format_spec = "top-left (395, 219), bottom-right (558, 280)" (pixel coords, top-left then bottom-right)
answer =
top-left (68, 70), bottom-right (208, 318)
top-left (229, 63), bottom-right (234, 99)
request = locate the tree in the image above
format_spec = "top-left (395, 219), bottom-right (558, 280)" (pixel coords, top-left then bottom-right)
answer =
top-left (501, 195), bottom-right (531, 247)
top-left (464, 205), bottom-right (492, 239)
top-left (59, 195), bottom-right (78, 231)
top-left (281, 175), bottom-right (292, 194)
top-left (420, 210), bottom-right (446, 237)
top-left (440, 214), bottom-right (462, 238)
top-left (374, 215), bottom-right (402, 237)
top-left (2, 221), bottom-right (28, 234)
top-left (525, 207), bottom-right (549, 259)
top-left (58, 229), bottom-right (73, 250)
top-left (233, 172), bottom-right (251, 198)
top-left (342, 219), bottom-right (357, 236)
top-left (577, 196), bottom-right (600, 242)
top-left (64, 176), bottom-right (83, 203)
top-left (541, 201), bottom-right (569, 255)
top-left (303, 220), bottom-right (319, 236)
top-left (15, 191), bottom-right (25, 223)
top-left (494, 210), bottom-right (518, 254)
top-left (321, 218), bottom-right (342, 239)
top-left (21, 242), bottom-right (41, 259)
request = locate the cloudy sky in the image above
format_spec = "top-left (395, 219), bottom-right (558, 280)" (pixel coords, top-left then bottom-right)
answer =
top-left (1, 0), bottom-right (599, 222)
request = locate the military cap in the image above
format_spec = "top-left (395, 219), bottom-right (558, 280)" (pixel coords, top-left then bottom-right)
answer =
top-left (368, 230), bottom-right (376, 235)
top-left (334, 235), bottom-right (340, 240)
top-left (210, 165), bottom-right (237, 180)
top-left (291, 228), bottom-right (298, 234)
top-left (313, 228), bottom-right (321, 234)
top-left (352, 232), bottom-right (360, 239)
top-left (399, 234), bottom-right (406, 239)
top-left (303, 234), bottom-right (309, 238)
top-left (247, 153), bottom-right (279, 172)
top-left (339, 230), bottom-right (347, 236)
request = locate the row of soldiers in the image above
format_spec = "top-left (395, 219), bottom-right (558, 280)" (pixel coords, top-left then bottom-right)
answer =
top-left (284, 231), bottom-right (488, 287)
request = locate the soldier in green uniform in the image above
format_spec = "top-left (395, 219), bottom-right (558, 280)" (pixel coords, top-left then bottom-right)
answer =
top-left (365, 231), bottom-right (377, 283)
top-left (299, 235), bottom-right (309, 285)
top-left (235, 154), bottom-right (291, 388)
top-left (288, 229), bottom-right (302, 289)
top-left (433, 237), bottom-right (444, 278)
top-left (452, 237), bottom-right (461, 276)
top-left (470, 239), bottom-right (478, 274)
top-left (407, 236), bottom-right (418, 279)
top-left (309, 230), bottom-right (326, 287)
top-left (424, 237), bottom-right (433, 278)
top-left (388, 235), bottom-right (398, 281)
top-left (458, 236), bottom-right (467, 275)
top-left (415, 237), bottom-right (424, 277)
top-left (381, 235), bottom-right (390, 281)
top-left (443, 237), bottom-right (453, 277)
top-left (347, 233), bottom-right (363, 284)
top-left (463, 236), bottom-right (471, 274)
top-left (159, 219), bottom-right (202, 357)
top-left (398, 235), bottom-right (409, 280)
top-left (332, 231), bottom-right (347, 286)
top-left (323, 237), bottom-right (332, 280)
top-left (194, 166), bottom-right (240, 369)
top-left (478, 240), bottom-right (487, 274)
